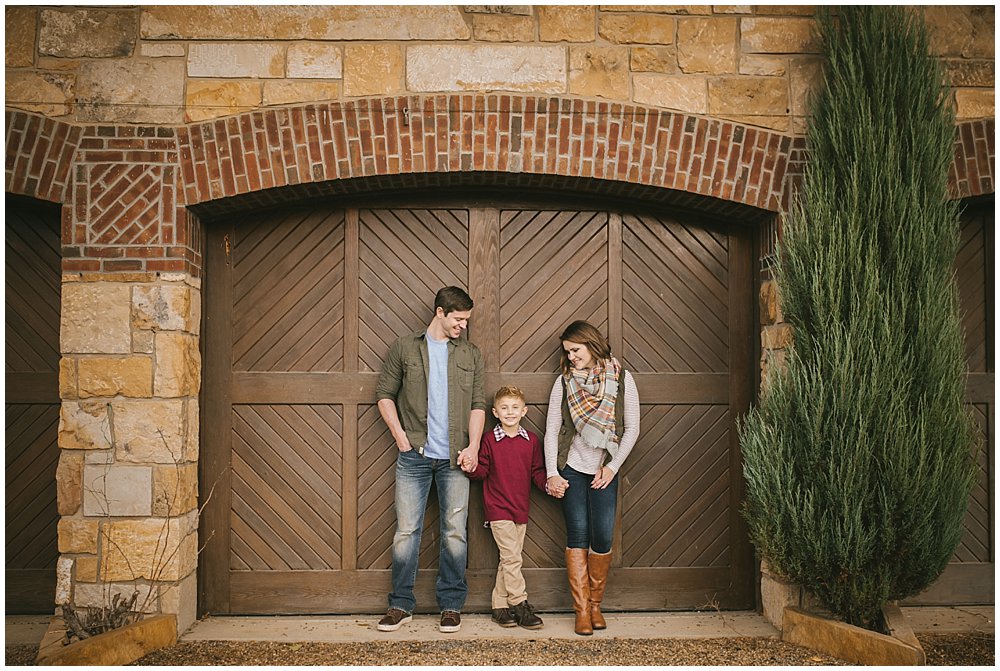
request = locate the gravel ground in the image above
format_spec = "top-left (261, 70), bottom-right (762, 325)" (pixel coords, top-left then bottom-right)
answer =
top-left (6, 632), bottom-right (994, 666)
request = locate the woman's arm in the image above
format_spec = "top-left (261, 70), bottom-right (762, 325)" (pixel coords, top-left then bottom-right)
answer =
top-left (606, 371), bottom-right (640, 474)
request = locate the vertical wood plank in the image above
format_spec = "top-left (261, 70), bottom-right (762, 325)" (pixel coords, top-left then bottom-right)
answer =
top-left (200, 221), bottom-right (234, 614)
top-left (342, 209), bottom-right (360, 570)
top-left (607, 212), bottom-right (625, 567)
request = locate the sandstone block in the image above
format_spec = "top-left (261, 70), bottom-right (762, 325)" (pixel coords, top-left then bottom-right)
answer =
top-left (185, 80), bottom-right (262, 123)
top-left (60, 358), bottom-right (78, 400)
top-left (153, 463), bottom-right (199, 516)
top-left (187, 43), bottom-right (284, 79)
top-left (78, 356), bottom-right (153, 398)
top-left (599, 13), bottom-right (675, 44)
top-left (741, 17), bottom-right (818, 54)
top-left (789, 57), bottom-right (823, 117)
top-left (6, 7), bottom-right (37, 67)
top-left (58, 518), bottom-right (100, 554)
top-left (74, 582), bottom-right (154, 612)
top-left (464, 6), bottom-right (532, 15)
top-left (154, 332), bottom-right (201, 398)
top-left (759, 280), bottom-right (783, 324)
top-left (57, 451), bottom-right (85, 515)
top-left (287, 43), bottom-right (343, 79)
top-left (539, 6), bottom-right (595, 42)
top-left (923, 6), bottom-right (994, 59)
top-left (142, 6), bottom-right (471, 41)
top-left (75, 556), bottom-right (99, 583)
top-left (185, 401), bottom-right (200, 462)
top-left (569, 46), bottom-right (629, 99)
top-left (761, 324), bottom-right (794, 350)
top-left (133, 330), bottom-right (155, 354)
top-left (159, 572), bottom-right (198, 636)
top-left (111, 400), bottom-right (187, 463)
top-left (713, 6), bottom-right (753, 14)
top-left (709, 77), bottom-right (788, 116)
top-left (344, 44), bottom-right (404, 97)
top-left (132, 285), bottom-right (193, 332)
top-left (59, 400), bottom-right (112, 451)
top-left (140, 43), bottom-right (185, 58)
top-left (944, 59), bottom-right (994, 88)
top-left (83, 464), bottom-right (153, 516)
top-left (39, 8), bottom-right (137, 58)
top-left (633, 74), bottom-right (707, 114)
top-left (5, 71), bottom-right (74, 117)
top-left (264, 81), bottom-right (341, 107)
top-left (955, 89), bottom-right (994, 120)
top-left (407, 45), bottom-right (566, 93)
top-left (740, 54), bottom-right (787, 77)
top-left (601, 6), bottom-right (703, 14)
top-left (630, 46), bottom-right (679, 73)
top-left (677, 17), bottom-right (737, 74)
top-left (56, 557), bottom-right (73, 605)
top-left (473, 14), bottom-right (534, 42)
top-left (75, 58), bottom-right (185, 124)
top-left (86, 449), bottom-right (114, 465)
top-left (62, 284), bottom-right (132, 355)
top-left (101, 514), bottom-right (198, 581)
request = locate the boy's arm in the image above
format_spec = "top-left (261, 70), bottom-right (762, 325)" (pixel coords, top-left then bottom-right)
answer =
top-left (530, 433), bottom-right (547, 491)
top-left (465, 433), bottom-right (491, 481)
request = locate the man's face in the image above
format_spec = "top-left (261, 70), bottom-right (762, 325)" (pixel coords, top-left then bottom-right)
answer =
top-left (437, 308), bottom-right (471, 339)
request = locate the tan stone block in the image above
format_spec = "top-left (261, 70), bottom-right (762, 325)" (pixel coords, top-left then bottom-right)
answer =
top-left (345, 44), bottom-right (405, 97)
top-left (58, 518), bottom-right (100, 554)
top-left (140, 42), bottom-right (185, 58)
top-left (57, 451), bottom-right (85, 515)
top-left (740, 54), bottom-right (787, 77)
top-left (74, 582), bottom-right (156, 613)
top-left (56, 557), bottom-right (73, 605)
top-left (101, 515), bottom-right (198, 581)
top-left (78, 356), bottom-right (153, 398)
top-left (264, 81), bottom-right (341, 107)
top-left (569, 46), bottom-right (629, 99)
top-left (633, 74), bottom-right (707, 114)
top-left (187, 42), bottom-right (283, 79)
top-left (761, 324), bottom-right (794, 350)
top-left (62, 284), bottom-right (131, 355)
top-left (188, 288), bottom-right (202, 337)
top-left (600, 13), bottom-right (676, 44)
top-left (133, 330), bottom-right (155, 354)
top-left (5, 71), bottom-right (74, 117)
top-left (111, 400), bottom-right (187, 463)
top-left (759, 280), bottom-right (783, 324)
top-left (75, 556), bottom-right (99, 583)
top-left (601, 6), bottom-right (707, 14)
top-left (677, 17), bottom-right (737, 74)
top-left (741, 17), bottom-right (818, 54)
top-left (473, 14), bottom-right (535, 42)
top-left (60, 358), bottom-right (79, 400)
top-left (539, 6), bottom-right (595, 42)
top-left (630, 46), bottom-right (678, 73)
top-left (84, 464), bottom-right (153, 516)
top-left (6, 7), bottom-right (37, 67)
top-left (709, 77), bottom-right (788, 116)
top-left (132, 285), bottom-right (192, 332)
top-left (955, 89), bottom-right (994, 120)
top-left (719, 115), bottom-right (789, 132)
top-left (185, 401), bottom-right (200, 463)
top-left (789, 57), bottom-right (823, 117)
top-left (159, 572), bottom-right (198, 636)
top-left (287, 43), bottom-right (343, 79)
top-left (39, 8), bottom-right (137, 58)
top-left (713, 6), bottom-right (753, 14)
top-left (185, 80), bottom-right (262, 123)
top-left (153, 463), bottom-right (199, 516)
top-left (944, 59), bottom-right (995, 88)
top-left (154, 332), bottom-right (201, 398)
top-left (141, 6), bottom-right (471, 41)
top-left (923, 6), bottom-right (994, 59)
top-left (407, 45), bottom-right (566, 93)
top-left (75, 58), bottom-right (185, 124)
top-left (59, 400), bottom-right (113, 451)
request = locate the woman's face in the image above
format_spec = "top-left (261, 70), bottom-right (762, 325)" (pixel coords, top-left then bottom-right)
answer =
top-left (562, 340), bottom-right (596, 370)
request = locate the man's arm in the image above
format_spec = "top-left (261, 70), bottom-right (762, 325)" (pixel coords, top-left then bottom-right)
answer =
top-left (378, 398), bottom-right (412, 453)
top-left (376, 340), bottom-right (410, 452)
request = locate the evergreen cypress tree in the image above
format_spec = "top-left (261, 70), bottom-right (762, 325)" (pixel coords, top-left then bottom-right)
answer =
top-left (739, 6), bottom-right (978, 631)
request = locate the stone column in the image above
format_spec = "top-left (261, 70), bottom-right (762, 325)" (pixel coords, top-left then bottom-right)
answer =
top-left (57, 272), bottom-right (201, 634)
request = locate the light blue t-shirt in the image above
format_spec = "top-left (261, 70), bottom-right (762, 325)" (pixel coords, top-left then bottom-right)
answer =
top-left (423, 331), bottom-right (450, 459)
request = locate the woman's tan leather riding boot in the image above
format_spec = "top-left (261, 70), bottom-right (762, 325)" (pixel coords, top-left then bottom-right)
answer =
top-left (565, 548), bottom-right (593, 635)
top-left (587, 550), bottom-right (612, 630)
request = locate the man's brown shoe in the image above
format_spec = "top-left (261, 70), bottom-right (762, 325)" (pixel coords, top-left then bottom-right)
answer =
top-left (439, 610), bottom-right (462, 633)
top-left (376, 608), bottom-right (412, 632)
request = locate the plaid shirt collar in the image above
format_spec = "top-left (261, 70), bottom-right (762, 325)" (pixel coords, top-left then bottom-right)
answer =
top-left (493, 424), bottom-right (529, 441)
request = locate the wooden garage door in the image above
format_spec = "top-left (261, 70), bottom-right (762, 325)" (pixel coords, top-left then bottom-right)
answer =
top-left (5, 196), bottom-right (62, 613)
top-left (201, 204), bottom-right (755, 614)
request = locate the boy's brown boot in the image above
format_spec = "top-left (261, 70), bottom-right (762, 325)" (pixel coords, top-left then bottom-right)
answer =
top-left (587, 550), bottom-right (612, 630)
top-left (565, 548), bottom-right (593, 635)
top-left (511, 600), bottom-right (543, 629)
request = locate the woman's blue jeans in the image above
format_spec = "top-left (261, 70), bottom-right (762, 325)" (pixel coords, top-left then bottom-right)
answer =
top-left (559, 465), bottom-right (618, 554)
top-left (389, 449), bottom-right (469, 613)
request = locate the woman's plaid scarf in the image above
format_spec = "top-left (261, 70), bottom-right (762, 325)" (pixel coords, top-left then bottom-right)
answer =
top-left (564, 357), bottom-right (621, 457)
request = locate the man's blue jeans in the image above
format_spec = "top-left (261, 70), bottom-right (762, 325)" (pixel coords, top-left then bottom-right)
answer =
top-left (389, 449), bottom-right (470, 613)
top-left (559, 464), bottom-right (618, 554)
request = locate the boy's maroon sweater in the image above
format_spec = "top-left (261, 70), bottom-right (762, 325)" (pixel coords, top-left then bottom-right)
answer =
top-left (467, 427), bottom-right (547, 524)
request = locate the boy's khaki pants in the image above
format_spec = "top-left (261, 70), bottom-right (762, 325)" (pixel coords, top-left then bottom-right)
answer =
top-left (489, 520), bottom-right (528, 609)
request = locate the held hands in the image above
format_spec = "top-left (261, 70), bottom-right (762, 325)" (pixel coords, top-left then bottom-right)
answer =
top-left (457, 446), bottom-right (479, 472)
top-left (591, 466), bottom-right (614, 490)
top-left (546, 475), bottom-right (569, 498)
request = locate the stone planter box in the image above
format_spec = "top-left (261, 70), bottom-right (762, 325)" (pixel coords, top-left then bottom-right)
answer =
top-left (782, 605), bottom-right (925, 665)
top-left (36, 613), bottom-right (177, 666)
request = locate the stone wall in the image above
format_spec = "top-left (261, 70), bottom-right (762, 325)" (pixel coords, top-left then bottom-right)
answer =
top-left (5, 5), bottom-right (995, 131)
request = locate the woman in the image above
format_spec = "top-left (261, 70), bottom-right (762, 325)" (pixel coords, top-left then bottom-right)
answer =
top-left (544, 320), bottom-right (640, 636)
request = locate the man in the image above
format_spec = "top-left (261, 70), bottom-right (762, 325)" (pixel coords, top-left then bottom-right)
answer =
top-left (374, 286), bottom-right (486, 633)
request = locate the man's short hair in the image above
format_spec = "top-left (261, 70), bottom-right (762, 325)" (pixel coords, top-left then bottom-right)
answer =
top-left (493, 385), bottom-right (525, 406)
top-left (435, 286), bottom-right (474, 315)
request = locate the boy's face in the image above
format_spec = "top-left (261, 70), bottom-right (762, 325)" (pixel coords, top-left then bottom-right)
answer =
top-left (492, 395), bottom-right (527, 429)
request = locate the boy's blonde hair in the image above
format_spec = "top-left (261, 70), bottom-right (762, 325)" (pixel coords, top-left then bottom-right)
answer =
top-left (493, 385), bottom-right (526, 406)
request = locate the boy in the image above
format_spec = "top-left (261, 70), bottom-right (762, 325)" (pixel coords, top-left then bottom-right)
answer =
top-left (461, 386), bottom-right (547, 630)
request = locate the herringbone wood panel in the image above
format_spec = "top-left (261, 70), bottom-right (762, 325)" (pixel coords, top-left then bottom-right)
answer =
top-left (5, 404), bottom-right (60, 569)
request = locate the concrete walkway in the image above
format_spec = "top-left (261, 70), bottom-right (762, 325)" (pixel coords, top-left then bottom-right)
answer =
top-left (6, 606), bottom-right (992, 646)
